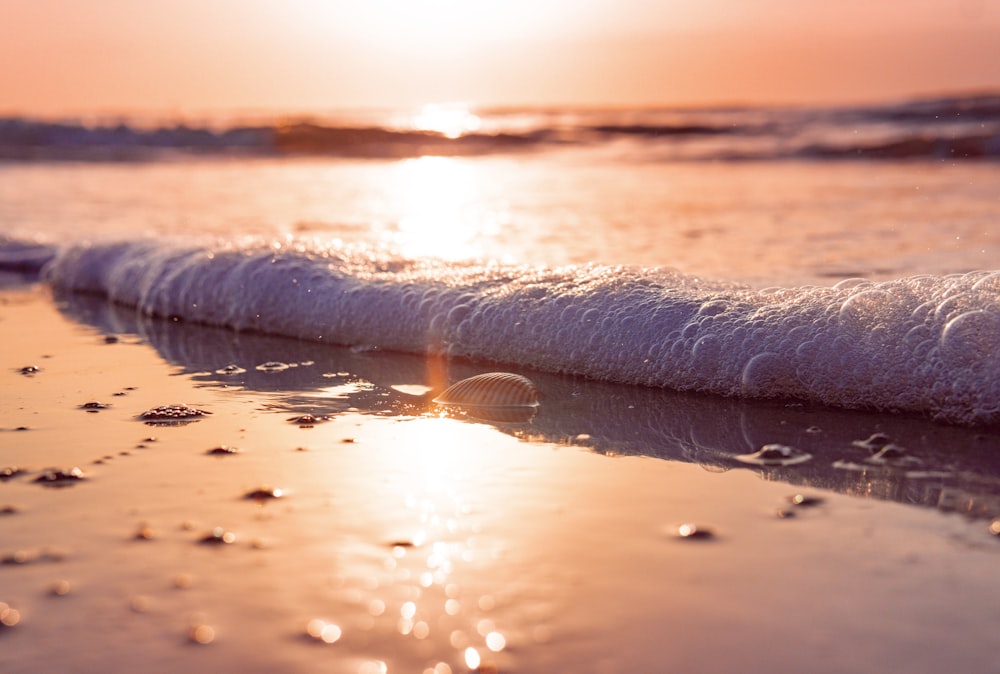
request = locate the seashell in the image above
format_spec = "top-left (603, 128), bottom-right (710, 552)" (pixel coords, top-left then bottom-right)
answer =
top-left (433, 373), bottom-right (540, 409)
top-left (138, 404), bottom-right (211, 425)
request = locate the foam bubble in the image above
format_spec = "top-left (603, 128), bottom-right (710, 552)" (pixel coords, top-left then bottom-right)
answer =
top-left (32, 237), bottom-right (1000, 425)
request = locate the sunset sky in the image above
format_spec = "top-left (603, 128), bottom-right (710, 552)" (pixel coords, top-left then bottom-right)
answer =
top-left (2, 0), bottom-right (999, 116)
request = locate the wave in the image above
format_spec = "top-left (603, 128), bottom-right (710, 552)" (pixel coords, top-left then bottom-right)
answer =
top-left (0, 118), bottom-right (550, 161)
top-left (3, 92), bottom-right (999, 161)
top-left (5, 236), bottom-right (999, 426)
top-left (51, 289), bottom-right (1000, 518)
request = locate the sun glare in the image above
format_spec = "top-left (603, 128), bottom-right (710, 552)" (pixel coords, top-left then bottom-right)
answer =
top-left (412, 103), bottom-right (482, 139)
top-left (380, 156), bottom-right (503, 261)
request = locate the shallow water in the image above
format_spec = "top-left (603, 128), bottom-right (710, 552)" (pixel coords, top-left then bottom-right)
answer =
top-left (2, 286), bottom-right (1000, 674)
top-left (2, 154), bottom-right (999, 287)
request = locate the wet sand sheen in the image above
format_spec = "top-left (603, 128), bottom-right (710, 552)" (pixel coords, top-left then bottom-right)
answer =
top-left (2, 285), bottom-right (1000, 674)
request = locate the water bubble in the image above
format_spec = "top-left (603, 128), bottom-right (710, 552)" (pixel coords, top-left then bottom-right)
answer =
top-left (206, 445), bottom-right (239, 456)
top-left (79, 401), bottom-right (111, 412)
top-left (838, 289), bottom-right (890, 328)
top-left (971, 272), bottom-right (1000, 293)
top-left (18, 365), bottom-right (40, 376)
top-left (216, 364), bottom-right (247, 375)
top-left (740, 352), bottom-right (798, 398)
top-left (940, 310), bottom-right (1000, 367)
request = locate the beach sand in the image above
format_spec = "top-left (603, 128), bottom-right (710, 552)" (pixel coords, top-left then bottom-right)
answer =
top-left (2, 281), bottom-right (1000, 674)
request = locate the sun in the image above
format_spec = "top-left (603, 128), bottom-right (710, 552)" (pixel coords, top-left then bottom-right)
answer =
top-left (411, 103), bottom-right (482, 139)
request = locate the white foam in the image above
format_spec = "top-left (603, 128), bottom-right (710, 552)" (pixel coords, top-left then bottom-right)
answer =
top-left (19, 237), bottom-right (1000, 425)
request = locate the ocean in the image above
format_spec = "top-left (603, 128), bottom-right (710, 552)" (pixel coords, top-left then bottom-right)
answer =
top-left (2, 92), bottom-right (999, 425)
top-left (3, 93), bottom-right (1000, 674)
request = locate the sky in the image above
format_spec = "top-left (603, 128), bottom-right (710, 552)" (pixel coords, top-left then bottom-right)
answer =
top-left (1, 0), bottom-right (999, 116)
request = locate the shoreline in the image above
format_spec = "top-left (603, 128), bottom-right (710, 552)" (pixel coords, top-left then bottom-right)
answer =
top-left (3, 284), bottom-right (1000, 673)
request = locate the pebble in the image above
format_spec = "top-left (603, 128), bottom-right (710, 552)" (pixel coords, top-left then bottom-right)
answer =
top-left (243, 486), bottom-right (286, 501)
top-left (198, 527), bottom-right (236, 545)
top-left (0, 467), bottom-right (27, 480)
top-left (787, 493), bottom-right (824, 508)
top-left (33, 467), bottom-right (86, 486)
top-left (673, 523), bottom-right (715, 540)
top-left (288, 414), bottom-right (331, 427)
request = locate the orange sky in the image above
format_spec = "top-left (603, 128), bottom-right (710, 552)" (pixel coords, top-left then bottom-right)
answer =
top-left (1, 0), bottom-right (998, 116)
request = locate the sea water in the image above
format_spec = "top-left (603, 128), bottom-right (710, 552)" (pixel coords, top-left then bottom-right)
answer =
top-left (2, 94), bottom-right (999, 424)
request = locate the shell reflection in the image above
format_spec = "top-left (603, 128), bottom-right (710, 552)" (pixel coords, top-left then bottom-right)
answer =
top-left (735, 443), bottom-right (812, 467)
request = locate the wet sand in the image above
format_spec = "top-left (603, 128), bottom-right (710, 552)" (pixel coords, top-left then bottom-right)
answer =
top-left (3, 282), bottom-right (1000, 674)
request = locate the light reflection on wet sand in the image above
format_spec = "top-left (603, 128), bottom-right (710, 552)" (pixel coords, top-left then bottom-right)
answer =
top-left (2, 287), bottom-right (1000, 673)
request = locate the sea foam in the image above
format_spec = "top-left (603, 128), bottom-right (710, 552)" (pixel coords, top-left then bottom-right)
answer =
top-left (12, 237), bottom-right (1000, 425)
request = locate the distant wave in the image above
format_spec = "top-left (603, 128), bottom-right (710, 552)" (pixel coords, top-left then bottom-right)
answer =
top-left (794, 133), bottom-right (1000, 160)
top-left (0, 118), bottom-right (549, 161)
top-left (3, 235), bottom-right (998, 426)
top-left (3, 92), bottom-right (999, 162)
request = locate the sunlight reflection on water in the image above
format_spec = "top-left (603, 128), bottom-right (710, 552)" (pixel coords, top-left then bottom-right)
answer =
top-left (380, 156), bottom-right (507, 261)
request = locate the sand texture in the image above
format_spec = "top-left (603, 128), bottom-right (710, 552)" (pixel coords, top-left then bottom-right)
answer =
top-left (2, 283), bottom-right (1000, 674)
